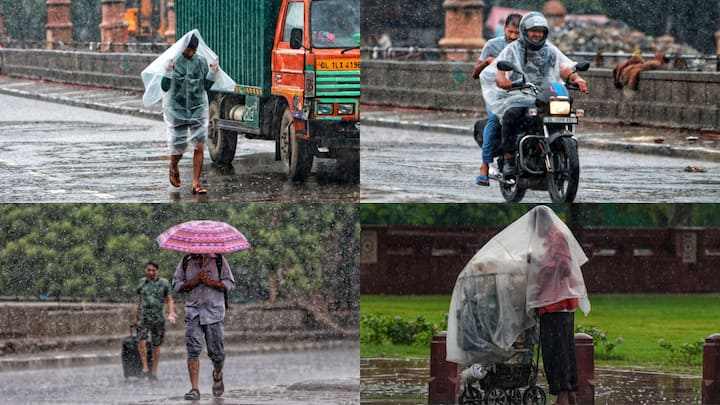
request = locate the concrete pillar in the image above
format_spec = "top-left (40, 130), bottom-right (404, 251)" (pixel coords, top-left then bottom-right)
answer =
top-left (575, 333), bottom-right (595, 405)
top-left (164, 0), bottom-right (176, 44)
top-left (702, 333), bottom-right (720, 404)
top-left (428, 332), bottom-right (461, 404)
top-left (438, 0), bottom-right (485, 61)
top-left (99, 0), bottom-right (128, 51)
top-left (45, 0), bottom-right (73, 49)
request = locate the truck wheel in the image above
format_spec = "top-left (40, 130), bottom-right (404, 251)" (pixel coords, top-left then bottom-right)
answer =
top-left (278, 106), bottom-right (313, 181)
top-left (207, 100), bottom-right (237, 165)
top-left (336, 151), bottom-right (359, 182)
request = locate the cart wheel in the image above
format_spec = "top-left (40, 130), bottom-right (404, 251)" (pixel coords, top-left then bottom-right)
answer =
top-left (522, 386), bottom-right (546, 405)
top-left (507, 388), bottom-right (523, 404)
top-left (460, 382), bottom-right (484, 405)
top-left (486, 387), bottom-right (508, 405)
top-left (460, 386), bottom-right (484, 405)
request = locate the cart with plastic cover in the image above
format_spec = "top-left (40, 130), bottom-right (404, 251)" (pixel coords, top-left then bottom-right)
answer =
top-left (450, 265), bottom-right (545, 405)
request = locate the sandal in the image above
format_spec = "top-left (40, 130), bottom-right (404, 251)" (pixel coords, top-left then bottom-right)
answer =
top-left (191, 186), bottom-right (207, 195)
top-left (169, 165), bottom-right (181, 188)
top-left (184, 388), bottom-right (200, 400)
top-left (475, 175), bottom-right (490, 186)
top-left (212, 370), bottom-right (224, 397)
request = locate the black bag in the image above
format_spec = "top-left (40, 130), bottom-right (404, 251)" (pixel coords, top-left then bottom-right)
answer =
top-left (121, 326), bottom-right (153, 378)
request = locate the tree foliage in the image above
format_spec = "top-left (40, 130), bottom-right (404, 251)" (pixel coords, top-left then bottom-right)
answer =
top-left (0, 203), bottom-right (358, 312)
top-left (1, 0), bottom-right (102, 43)
top-left (492, 0), bottom-right (719, 54)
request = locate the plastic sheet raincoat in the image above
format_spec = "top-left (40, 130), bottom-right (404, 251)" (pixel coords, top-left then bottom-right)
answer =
top-left (480, 40), bottom-right (574, 121)
top-left (447, 206), bottom-right (590, 367)
top-left (141, 30), bottom-right (235, 154)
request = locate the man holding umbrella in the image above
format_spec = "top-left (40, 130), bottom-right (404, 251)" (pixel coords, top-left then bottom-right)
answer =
top-left (173, 253), bottom-right (234, 400)
top-left (157, 220), bottom-right (249, 400)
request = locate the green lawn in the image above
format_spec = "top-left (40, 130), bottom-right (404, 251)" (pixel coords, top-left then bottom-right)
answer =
top-left (361, 294), bottom-right (720, 373)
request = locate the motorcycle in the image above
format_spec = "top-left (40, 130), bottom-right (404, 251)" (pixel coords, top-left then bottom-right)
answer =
top-left (488, 60), bottom-right (590, 203)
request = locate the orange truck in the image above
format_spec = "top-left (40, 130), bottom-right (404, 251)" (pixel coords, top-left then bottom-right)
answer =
top-left (176, 0), bottom-right (360, 181)
top-left (125, 0), bottom-right (165, 41)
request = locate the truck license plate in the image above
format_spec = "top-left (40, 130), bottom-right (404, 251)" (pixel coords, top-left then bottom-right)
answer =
top-left (544, 116), bottom-right (578, 124)
top-left (317, 59), bottom-right (360, 71)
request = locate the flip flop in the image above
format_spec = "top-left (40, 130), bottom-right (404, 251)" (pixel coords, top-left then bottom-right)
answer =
top-left (184, 388), bottom-right (200, 400)
top-left (212, 370), bottom-right (224, 397)
top-left (475, 175), bottom-right (490, 186)
top-left (169, 166), bottom-right (181, 188)
top-left (191, 186), bottom-right (207, 195)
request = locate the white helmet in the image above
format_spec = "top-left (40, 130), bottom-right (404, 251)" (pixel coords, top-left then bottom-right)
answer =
top-left (520, 12), bottom-right (549, 51)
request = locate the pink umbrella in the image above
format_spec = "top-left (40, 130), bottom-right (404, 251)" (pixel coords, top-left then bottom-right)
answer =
top-left (156, 220), bottom-right (250, 254)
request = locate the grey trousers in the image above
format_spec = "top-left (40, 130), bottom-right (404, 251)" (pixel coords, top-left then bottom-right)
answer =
top-left (185, 316), bottom-right (225, 365)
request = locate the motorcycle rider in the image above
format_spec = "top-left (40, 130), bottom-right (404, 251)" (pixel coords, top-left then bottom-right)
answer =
top-left (481, 12), bottom-right (588, 177)
top-left (472, 13), bottom-right (522, 187)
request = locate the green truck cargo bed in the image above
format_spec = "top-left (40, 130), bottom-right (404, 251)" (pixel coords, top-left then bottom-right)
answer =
top-left (176, 0), bottom-right (283, 95)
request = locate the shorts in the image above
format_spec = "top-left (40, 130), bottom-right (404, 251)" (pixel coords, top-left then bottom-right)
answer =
top-left (185, 315), bottom-right (225, 364)
top-left (137, 318), bottom-right (165, 347)
top-left (168, 118), bottom-right (207, 155)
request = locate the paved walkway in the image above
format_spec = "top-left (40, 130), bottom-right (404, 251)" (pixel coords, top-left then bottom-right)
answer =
top-left (0, 339), bottom-right (359, 404)
top-left (1, 75), bottom-right (718, 161)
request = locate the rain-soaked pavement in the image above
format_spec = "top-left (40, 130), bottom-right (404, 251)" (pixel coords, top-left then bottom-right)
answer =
top-left (0, 347), bottom-right (359, 404)
top-left (360, 358), bottom-right (701, 405)
top-left (0, 92), bottom-right (358, 202)
top-left (360, 124), bottom-right (720, 203)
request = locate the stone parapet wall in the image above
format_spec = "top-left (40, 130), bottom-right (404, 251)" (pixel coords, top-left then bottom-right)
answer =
top-left (2, 50), bottom-right (719, 131)
top-left (0, 303), bottom-right (339, 340)
top-left (361, 60), bottom-right (720, 131)
top-left (0, 49), bottom-right (154, 92)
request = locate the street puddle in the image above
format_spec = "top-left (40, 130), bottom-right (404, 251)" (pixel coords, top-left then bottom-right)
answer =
top-left (361, 358), bottom-right (701, 404)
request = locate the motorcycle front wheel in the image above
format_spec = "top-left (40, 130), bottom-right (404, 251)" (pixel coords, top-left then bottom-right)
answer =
top-left (547, 137), bottom-right (580, 202)
top-left (500, 175), bottom-right (527, 202)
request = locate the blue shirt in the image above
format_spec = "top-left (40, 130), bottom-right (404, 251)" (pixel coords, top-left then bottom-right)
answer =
top-left (479, 36), bottom-right (508, 61)
top-left (172, 254), bottom-right (235, 325)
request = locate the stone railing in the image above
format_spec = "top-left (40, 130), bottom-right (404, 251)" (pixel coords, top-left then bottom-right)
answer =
top-left (0, 302), bottom-right (355, 340)
top-left (361, 59), bottom-right (720, 132)
top-left (0, 48), bottom-right (154, 92)
top-left (3, 49), bottom-right (720, 131)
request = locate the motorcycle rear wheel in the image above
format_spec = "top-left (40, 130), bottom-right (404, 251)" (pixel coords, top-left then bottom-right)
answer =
top-left (547, 137), bottom-right (579, 203)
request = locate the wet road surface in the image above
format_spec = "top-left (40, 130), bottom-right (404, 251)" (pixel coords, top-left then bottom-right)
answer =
top-left (360, 358), bottom-right (700, 404)
top-left (0, 94), bottom-right (358, 202)
top-left (360, 125), bottom-right (720, 202)
top-left (0, 348), bottom-right (359, 404)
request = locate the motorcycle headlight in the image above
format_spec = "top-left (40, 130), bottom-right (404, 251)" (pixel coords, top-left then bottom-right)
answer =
top-left (316, 103), bottom-right (333, 115)
top-left (338, 104), bottom-right (354, 115)
top-left (549, 100), bottom-right (571, 115)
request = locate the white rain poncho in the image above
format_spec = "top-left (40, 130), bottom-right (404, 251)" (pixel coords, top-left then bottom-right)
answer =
top-left (141, 29), bottom-right (235, 154)
top-left (447, 206), bottom-right (590, 367)
top-left (480, 40), bottom-right (574, 121)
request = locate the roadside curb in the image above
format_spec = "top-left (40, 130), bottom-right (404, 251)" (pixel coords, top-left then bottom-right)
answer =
top-left (0, 85), bottom-right (163, 121)
top-left (361, 116), bottom-right (471, 136)
top-left (362, 117), bottom-right (720, 162)
top-left (0, 339), bottom-right (357, 372)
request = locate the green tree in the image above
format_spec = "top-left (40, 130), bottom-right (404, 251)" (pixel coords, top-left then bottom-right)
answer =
top-left (0, 202), bottom-right (359, 329)
top-left (0, 0), bottom-right (46, 42)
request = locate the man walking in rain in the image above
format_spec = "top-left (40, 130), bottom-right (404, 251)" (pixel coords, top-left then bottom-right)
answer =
top-left (173, 253), bottom-right (235, 400)
top-left (163, 34), bottom-right (218, 195)
top-left (134, 261), bottom-right (176, 380)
